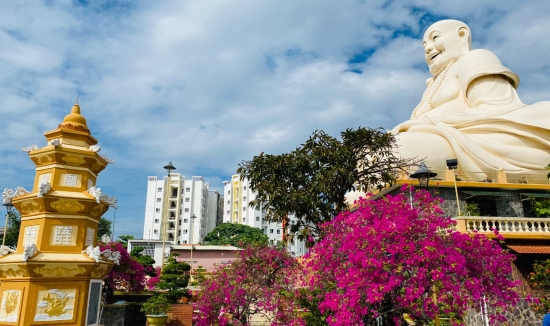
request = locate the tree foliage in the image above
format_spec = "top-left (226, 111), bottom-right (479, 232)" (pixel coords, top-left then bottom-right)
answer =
top-left (306, 187), bottom-right (519, 325)
top-left (528, 259), bottom-right (550, 314)
top-left (117, 234), bottom-right (135, 248)
top-left (2, 209), bottom-right (21, 248)
top-left (158, 253), bottom-right (191, 303)
top-left (204, 223), bottom-right (268, 247)
top-left (130, 246), bottom-right (157, 277)
top-left (237, 127), bottom-right (418, 244)
top-left (193, 244), bottom-right (304, 326)
top-left (100, 242), bottom-right (146, 293)
top-left (97, 217), bottom-right (112, 240)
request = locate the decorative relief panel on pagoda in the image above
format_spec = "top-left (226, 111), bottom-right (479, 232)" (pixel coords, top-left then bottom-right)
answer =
top-left (0, 266), bottom-right (26, 278)
top-left (34, 288), bottom-right (76, 322)
top-left (85, 228), bottom-right (95, 247)
top-left (0, 290), bottom-right (22, 322)
top-left (39, 173), bottom-right (51, 184)
top-left (63, 173), bottom-right (79, 187)
top-left (50, 199), bottom-right (85, 214)
top-left (61, 155), bottom-right (86, 165)
top-left (33, 265), bottom-right (86, 277)
top-left (36, 154), bottom-right (53, 165)
top-left (23, 226), bottom-right (39, 246)
top-left (18, 199), bottom-right (43, 215)
top-left (51, 226), bottom-right (77, 246)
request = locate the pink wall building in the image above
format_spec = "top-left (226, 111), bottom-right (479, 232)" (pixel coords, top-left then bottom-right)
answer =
top-left (170, 244), bottom-right (241, 272)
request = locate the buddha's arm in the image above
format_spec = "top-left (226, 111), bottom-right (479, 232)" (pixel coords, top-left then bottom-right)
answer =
top-left (391, 118), bottom-right (432, 135)
top-left (465, 75), bottom-right (519, 107)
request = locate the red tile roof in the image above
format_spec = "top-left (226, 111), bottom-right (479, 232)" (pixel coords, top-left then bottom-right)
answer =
top-left (506, 244), bottom-right (550, 254)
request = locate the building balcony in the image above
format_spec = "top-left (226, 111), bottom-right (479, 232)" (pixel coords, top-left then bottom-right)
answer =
top-left (454, 216), bottom-right (550, 240)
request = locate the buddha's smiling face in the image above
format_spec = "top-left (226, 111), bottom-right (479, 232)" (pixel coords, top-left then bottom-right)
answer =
top-left (423, 20), bottom-right (470, 77)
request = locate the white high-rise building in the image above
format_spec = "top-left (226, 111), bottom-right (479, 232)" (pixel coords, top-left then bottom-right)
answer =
top-left (222, 174), bottom-right (308, 256)
top-left (142, 173), bottom-right (219, 245)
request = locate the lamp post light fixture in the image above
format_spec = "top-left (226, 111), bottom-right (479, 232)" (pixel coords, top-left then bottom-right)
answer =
top-left (189, 214), bottom-right (197, 282)
top-left (161, 162), bottom-right (176, 269)
top-left (410, 162), bottom-right (437, 189)
top-left (446, 158), bottom-right (462, 216)
top-left (2, 202), bottom-right (14, 247)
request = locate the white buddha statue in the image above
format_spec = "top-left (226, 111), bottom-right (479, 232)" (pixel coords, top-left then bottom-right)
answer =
top-left (392, 19), bottom-right (550, 178)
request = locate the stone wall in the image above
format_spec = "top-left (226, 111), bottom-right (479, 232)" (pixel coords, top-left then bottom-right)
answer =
top-left (465, 299), bottom-right (542, 326)
top-left (100, 303), bottom-right (146, 326)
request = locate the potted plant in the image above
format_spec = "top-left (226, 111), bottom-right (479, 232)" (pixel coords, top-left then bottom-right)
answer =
top-left (140, 293), bottom-right (172, 326)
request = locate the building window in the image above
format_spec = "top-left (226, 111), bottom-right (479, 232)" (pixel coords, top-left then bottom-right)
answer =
top-left (153, 229), bottom-right (158, 234)
top-left (154, 219), bottom-right (159, 223)
top-left (157, 187), bottom-right (162, 192)
top-left (226, 210), bottom-right (230, 214)
top-left (243, 186), bottom-right (247, 190)
top-left (276, 230), bottom-right (281, 234)
top-left (185, 208), bottom-right (189, 212)
top-left (183, 240), bottom-right (187, 244)
top-left (243, 207), bottom-right (246, 211)
top-left (243, 218), bottom-right (246, 222)
top-left (243, 196), bottom-right (246, 201)
top-left (184, 219), bottom-right (188, 223)
top-left (185, 198), bottom-right (190, 202)
top-left (270, 229), bottom-right (273, 234)
top-left (227, 190), bottom-right (230, 194)
top-left (256, 216), bottom-right (260, 221)
top-left (156, 198), bottom-right (161, 202)
top-left (155, 208), bottom-right (160, 213)
top-left (186, 187), bottom-right (190, 192)
top-left (183, 229), bottom-right (188, 234)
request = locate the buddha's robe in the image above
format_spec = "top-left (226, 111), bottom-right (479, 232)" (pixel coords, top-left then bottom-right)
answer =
top-left (395, 49), bottom-right (550, 176)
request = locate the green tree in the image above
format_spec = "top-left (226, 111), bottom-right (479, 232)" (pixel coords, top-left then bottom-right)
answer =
top-left (2, 209), bottom-right (21, 248)
top-left (204, 223), bottom-right (268, 247)
top-left (158, 253), bottom-right (191, 303)
top-left (190, 265), bottom-right (207, 286)
top-left (97, 217), bottom-right (112, 240)
top-left (117, 234), bottom-right (135, 248)
top-left (236, 127), bottom-right (417, 245)
top-left (130, 246), bottom-right (157, 277)
top-left (529, 259), bottom-right (550, 314)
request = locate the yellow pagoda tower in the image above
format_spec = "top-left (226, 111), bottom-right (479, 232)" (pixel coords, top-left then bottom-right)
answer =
top-left (0, 103), bottom-right (118, 325)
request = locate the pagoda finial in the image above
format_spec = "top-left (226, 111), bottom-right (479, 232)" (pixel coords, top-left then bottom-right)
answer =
top-left (58, 100), bottom-right (90, 133)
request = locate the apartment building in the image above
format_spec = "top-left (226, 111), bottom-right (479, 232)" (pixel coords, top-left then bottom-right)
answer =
top-left (142, 173), bottom-right (219, 245)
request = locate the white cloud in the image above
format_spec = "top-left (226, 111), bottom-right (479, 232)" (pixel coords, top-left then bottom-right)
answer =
top-left (0, 1), bottom-right (548, 237)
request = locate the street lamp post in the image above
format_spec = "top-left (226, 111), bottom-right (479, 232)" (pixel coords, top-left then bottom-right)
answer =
top-left (410, 162), bottom-right (437, 189)
top-left (409, 163), bottom-right (440, 326)
top-left (2, 202), bottom-right (14, 247)
top-left (189, 214), bottom-right (197, 282)
top-left (161, 162), bottom-right (176, 269)
top-left (446, 159), bottom-right (461, 216)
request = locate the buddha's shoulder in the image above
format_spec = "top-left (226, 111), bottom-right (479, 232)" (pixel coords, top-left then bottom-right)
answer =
top-left (455, 49), bottom-right (503, 68)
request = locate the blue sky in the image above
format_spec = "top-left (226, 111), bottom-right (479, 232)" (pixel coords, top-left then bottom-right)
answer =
top-left (1, 1), bottom-right (549, 239)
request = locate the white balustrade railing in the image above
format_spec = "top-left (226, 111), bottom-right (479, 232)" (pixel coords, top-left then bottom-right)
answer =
top-left (454, 216), bottom-right (550, 234)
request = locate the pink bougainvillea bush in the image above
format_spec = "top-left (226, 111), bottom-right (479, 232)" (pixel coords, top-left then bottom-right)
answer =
top-left (193, 244), bottom-right (305, 326)
top-left (146, 267), bottom-right (162, 290)
top-left (306, 187), bottom-right (520, 325)
top-left (100, 241), bottom-right (146, 293)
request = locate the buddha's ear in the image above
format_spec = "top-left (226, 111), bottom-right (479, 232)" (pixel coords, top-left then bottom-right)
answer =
top-left (458, 27), bottom-right (471, 53)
